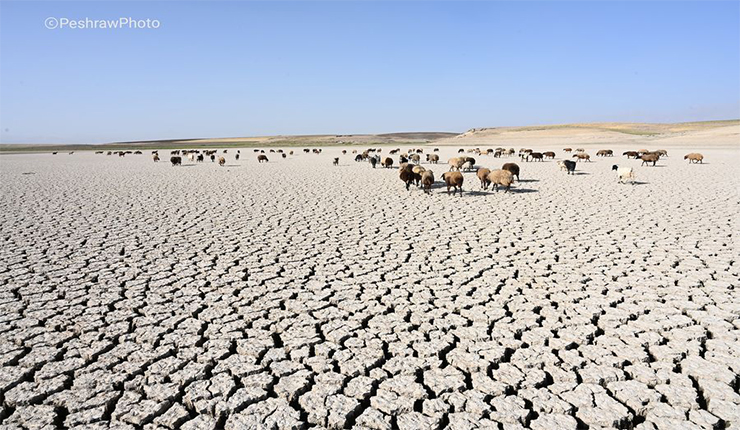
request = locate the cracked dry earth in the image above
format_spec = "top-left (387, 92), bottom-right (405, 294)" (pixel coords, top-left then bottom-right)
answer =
top-left (0, 147), bottom-right (738, 430)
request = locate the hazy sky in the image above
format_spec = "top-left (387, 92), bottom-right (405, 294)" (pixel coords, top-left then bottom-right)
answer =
top-left (1, 1), bottom-right (738, 144)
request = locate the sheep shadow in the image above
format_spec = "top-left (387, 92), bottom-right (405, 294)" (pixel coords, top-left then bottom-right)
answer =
top-left (517, 179), bottom-right (539, 183)
top-left (572, 172), bottom-right (590, 175)
top-left (510, 188), bottom-right (538, 194)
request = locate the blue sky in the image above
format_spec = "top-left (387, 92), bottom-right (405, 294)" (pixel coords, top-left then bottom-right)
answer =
top-left (1, 1), bottom-right (738, 144)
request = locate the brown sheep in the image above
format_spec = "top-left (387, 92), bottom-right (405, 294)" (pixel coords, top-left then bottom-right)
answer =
top-left (257, 155), bottom-right (269, 163)
top-left (501, 163), bottom-right (520, 181)
top-left (426, 154), bottom-right (439, 164)
top-left (641, 152), bottom-right (660, 166)
top-left (684, 153), bottom-right (704, 164)
top-left (441, 171), bottom-right (464, 195)
top-left (656, 149), bottom-right (668, 157)
top-left (153, 154), bottom-right (160, 162)
top-left (448, 157), bottom-right (464, 171)
top-left (623, 151), bottom-right (639, 158)
top-left (421, 170), bottom-right (435, 194)
top-left (543, 151), bottom-right (556, 159)
top-left (218, 156), bottom-right (226, 166)
top-left (477, 168), bottom-right (491, 190)
top-left (563, 148), bottom-right (572, 153)
top-left (527, 152), bottom-right (544, 162)
top-left (573, 153), bottom-right (591, 162)
top-left (381, 157), bottom-right (394, 168)
top-left (399, 163), bottom-right (415, 190)
top-left (487, 169), bottom-right (514, 192)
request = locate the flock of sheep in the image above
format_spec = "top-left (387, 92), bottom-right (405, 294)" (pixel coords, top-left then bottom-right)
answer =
top-left (79, 146), bottom-right (704, 195)
top-left (347, 146), bottom-right (705, 195)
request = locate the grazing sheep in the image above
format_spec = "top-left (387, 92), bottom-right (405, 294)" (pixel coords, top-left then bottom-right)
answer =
top-left (434, 148), bottom-right (440, 152)
top-left (270, 149), bottom-right (275, 153)
top-left (369, 157), bottom-right (378, 168)
top-left (355, 154), bottom-right (363, 162)
top-left (543, 151), bottom-right (556, 159)
top-left (558, 160), bottom-right (576, 174)
top-left (597, 149), bottom-right (614, 157)
top-left (656, 149), bottom-right (668, 157)
top-left (333, 157), bottom-right (339, 166)
top-left (382, 157), bottom-right (394, 168)
top-left (282, 153), bottom-right (287, 158)
top-left (342, 150), bottom-right (347, 155)
top-left (641, 153), bottom-right (660, 166)
top-left (486, 169), bottom-right (514, 192)
top-left (461, 161), bottom-right (475, 172)
top-left (501, 163), bottom-right (520, 181)
top-left (426, 154), bottom-right (439, 164)
top-left (412, 165), bottom-right (426, 186)
top-left (458, 149), bottom-right (465, 153)
top-left (223, 150), bottom-right (228, 153)
top-left (684, 153), bottom-right (704, 163)
top-left (304, 148), bottom-right (310, 153)
top-left (106, 151), bottom-right (111, 156)
top-left (477, 168), bottom-right (491, 190)
top-left (623, 151), bottom-right (639, 159)
top-left (410, 154), bottom-right (421, 165)
top-left (494, 150), bottom-right (502, 158)
top-left (612, 165), bottom-right (636, 184)
top-left (527, 152), bottom-right (544, 162)
top-left (289, 151), bottom-right (294, 155)
top-left (573, 153), bottom-right (591, 162)
top-left (170, 156), bottom-right (182, 166)
top-left (235, 154), bottom-right (240, 161)
top-left (575, 148), bottom-right (585, 153)
top-left (257, 155), bottom-right (269, 163)
top-left (421, 170), bottom-right (435, 194)
top-left (563, 148), bottom-right (572, 153)
top-left (210, 154), bottom-right (216, 162)
top-left (448, 157), bottom-right (464, 171)
top-left (218, 156), bottom-right (226, 166)
top-left (399, 163), bottom-right (415, 190)
top-left (441, 171), bottom-right (464, 195)
top-left (197, 154), bottom-right (204, 162)
top-left (153, 154), bottom-right (160, 162)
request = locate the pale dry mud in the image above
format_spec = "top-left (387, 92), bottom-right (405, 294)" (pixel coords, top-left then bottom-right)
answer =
top-left (0, 147), bottom-right (738, 430)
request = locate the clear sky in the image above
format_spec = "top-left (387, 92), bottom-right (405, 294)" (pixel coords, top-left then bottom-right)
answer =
top-left (1, 1), bottom-right (738, 144)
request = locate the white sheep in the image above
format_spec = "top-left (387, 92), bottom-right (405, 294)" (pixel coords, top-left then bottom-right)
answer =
top-left (612, 165), bottom-right (635, 184)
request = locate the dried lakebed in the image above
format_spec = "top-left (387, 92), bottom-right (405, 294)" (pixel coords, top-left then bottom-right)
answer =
top-left (0, 147), bottom-right (738, 429)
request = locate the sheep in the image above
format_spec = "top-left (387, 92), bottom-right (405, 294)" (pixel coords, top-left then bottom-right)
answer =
top-left (412, 165), bottom-right (426, 186)
top-left (223, 150), bottom-right (228, 153)
top-left (210, 154), bottom-right (215, 162)
top-left (597, 149), bottom-right (614, 157)
top-left (641, 152), bottom-right (660, 166)
top-left (684, 153), bottom-right (704, 164)
top-left (623, 151), bottom-right (639, 159)
top-left (333, 157), bottom-right (339, 166)
top-left (426, 154), bottom-right (439, 164)
top-left (656, 149), bottom-right (668, 157)
top-left (637, 149), bottom-right (649, 156)
top-left (486, 169), bottom-right (514, 192)
top-left (235, 153), bottom-right (240, 161)
top-left (573, 153), bottom-right (590, 162)
top-left (543, 151), bottom-right (556, 159)
top-left (399, 163), bottom-right (415, 190)
top-left (477, 168), bottom-right (491, 190)
top-left (434, 148), bottom-right (440, 152)
top-left (441, 171), bottom-right (464, 195)
top-left (282, 153), bottom-right (287, 158)
top-left (612, 165), bottom-right (635, 184)
top-left (558, 160), bottom-right (576, 174)
top-left (501, 163), bottom-right (520, 181)
top-left (527, 152), bottom-right (544, 162)
top-left (304, 148), bottom-right (310, 153)
top-left (289, 151), bottom-right (294, 155)
top-left (153, 154), bottom-right (160, 162)
top-left (257, 155), bottom-right (269, 163)
top-left (355, 154), bottom-right (363, 162)
top-left (575, 148), bottom-right (585, 153)
top-left (458, 149), bottom-right (465, 153)
top-left (493, 150), bottom-right (502, 158)
top-left (369, 157), bottom-right (378, 168)
top-left (464, 157), bottom-right (476, 166)
top-left (410, 154), bottom-right (421, 165)
top-left (218, 156), bottom-right (226, 166)
top-left (381, 157), bottom-right (394, 168)
top-left (399, 155), bottom-right (408, 164)
top-left (563, 148), bottom-right (572, 153)
top-left (342, 150), bottom-right (347, 155)
top-left (448, 157), bottom-right (464, 171)
top-left (170, 156), bottom-right (182, 166)
top-left (197, 154), bottom-right (204, 162)
top-left (421, 170), bottom-right (435, 194)
top-left (461, 161), bottom-right (474, 172)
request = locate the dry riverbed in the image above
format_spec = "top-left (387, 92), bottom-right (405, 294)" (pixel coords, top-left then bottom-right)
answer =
top-left (0, 146), bottom-right (738, 429)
